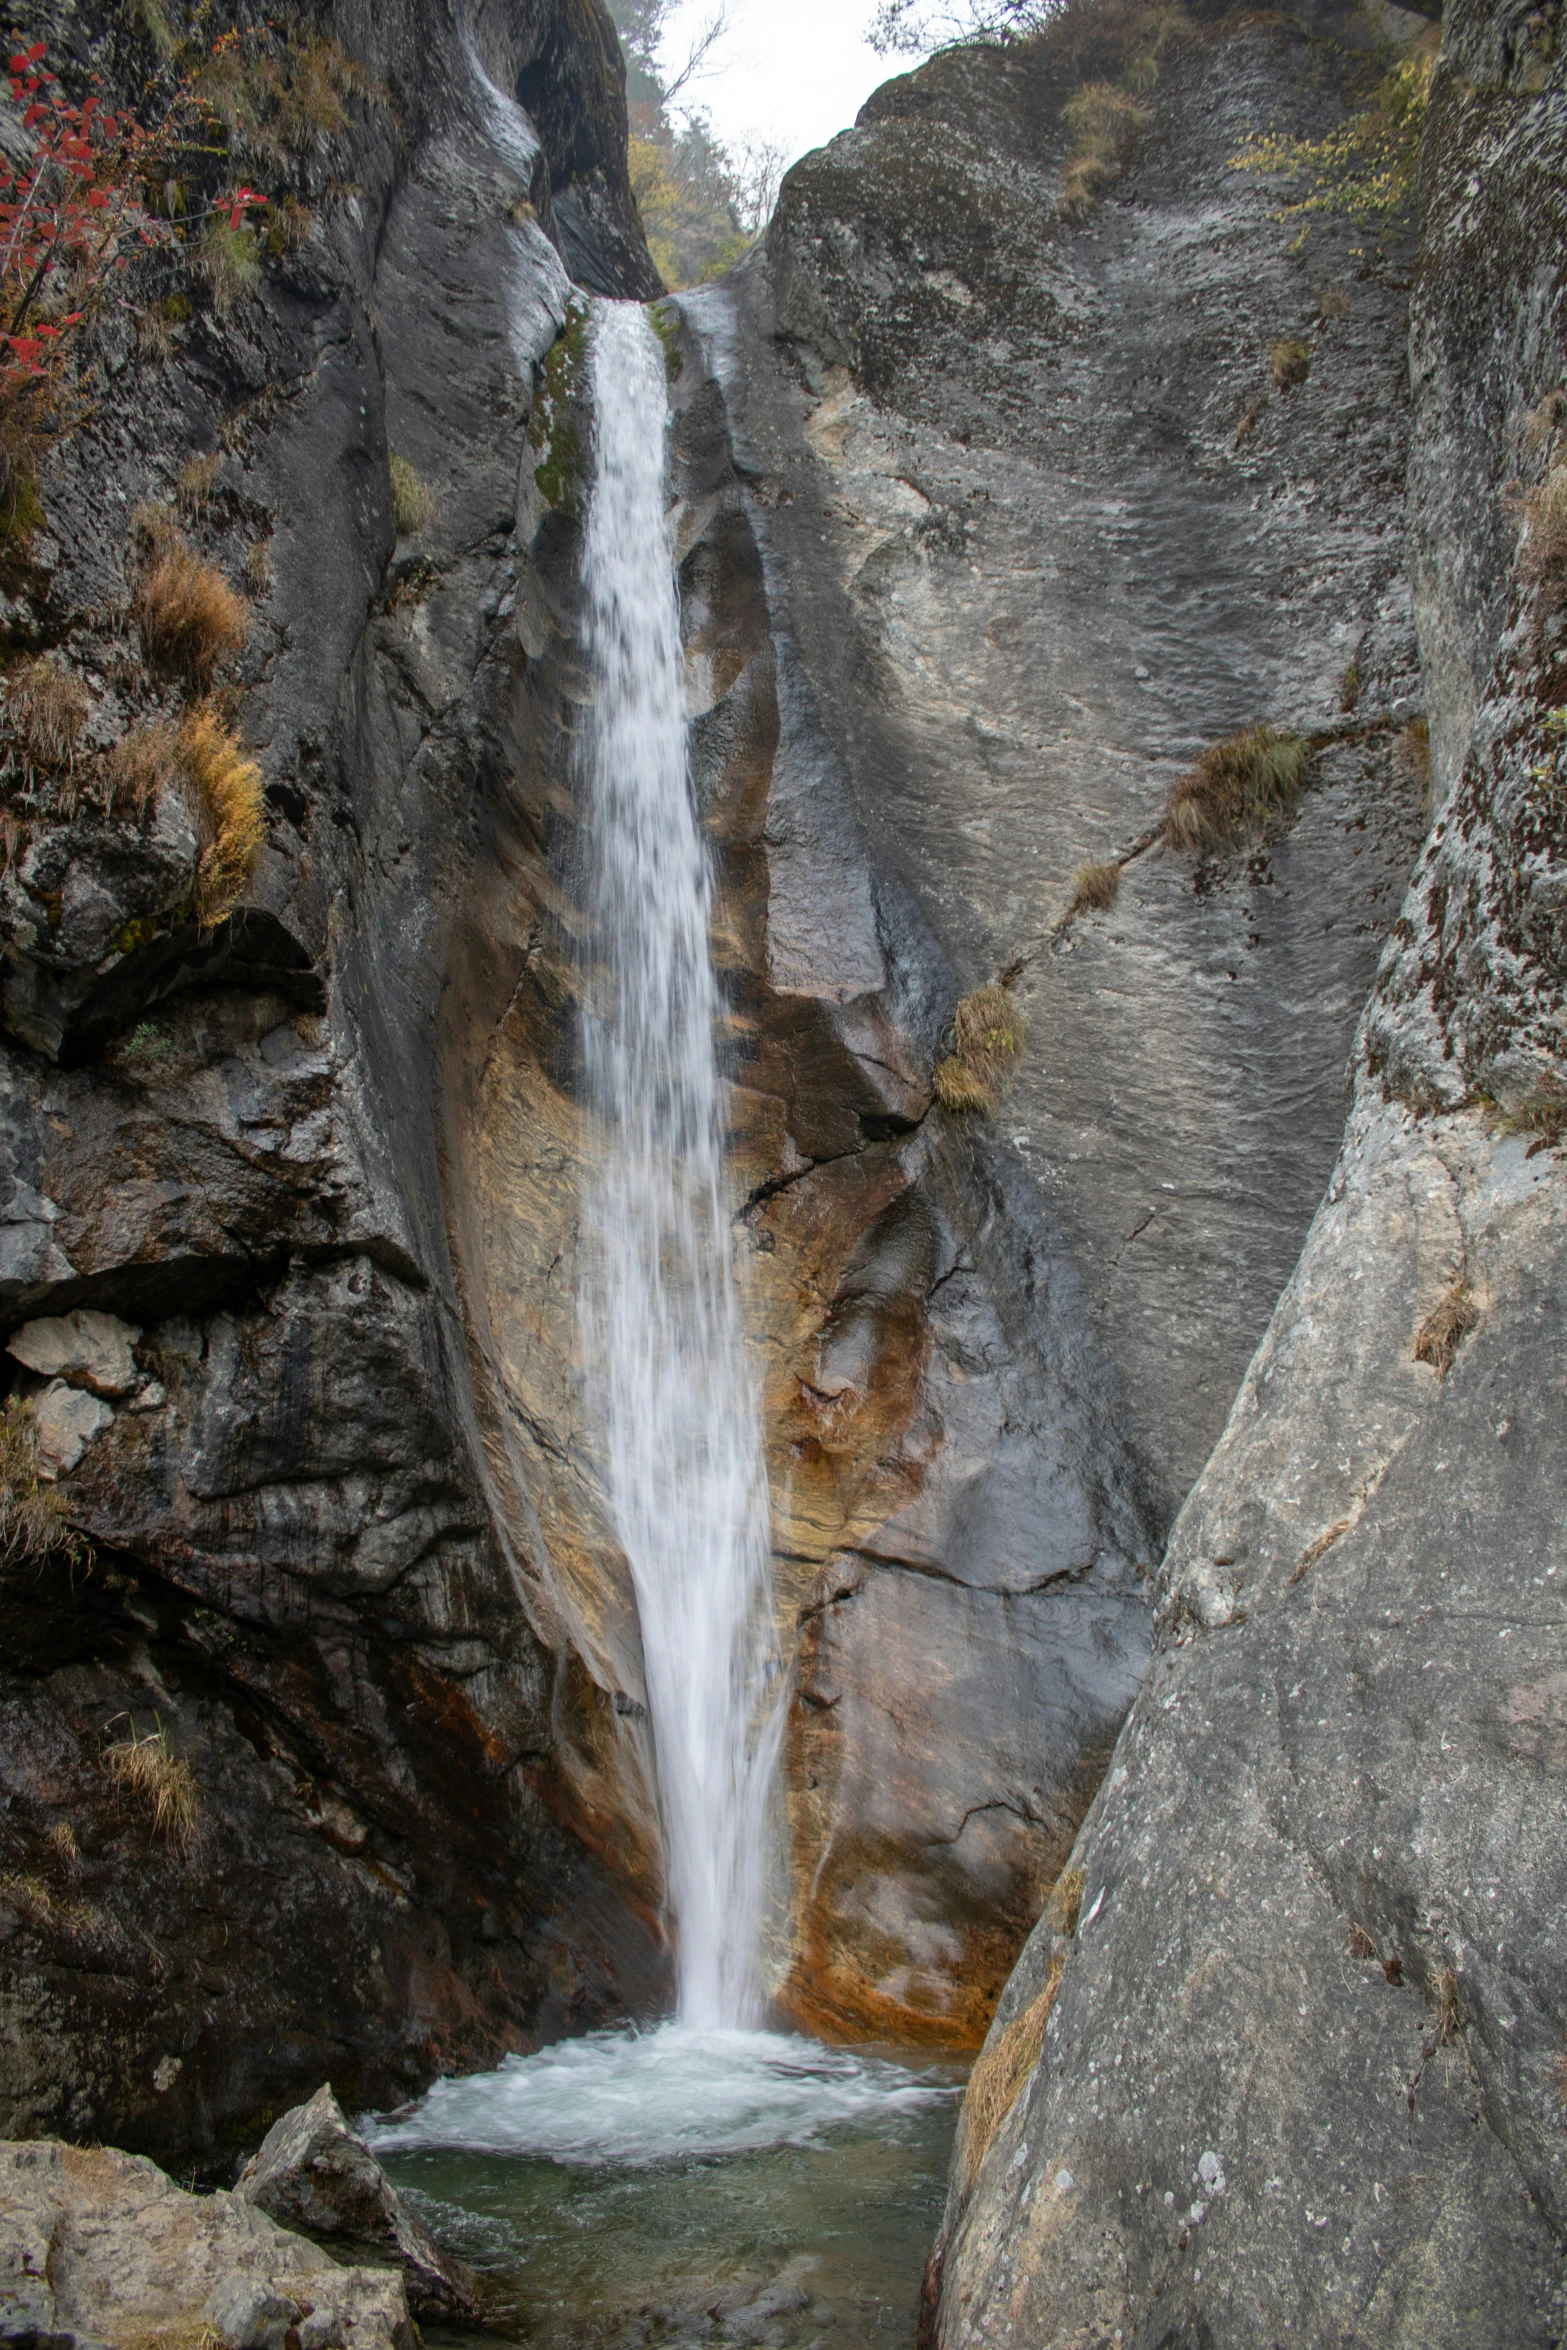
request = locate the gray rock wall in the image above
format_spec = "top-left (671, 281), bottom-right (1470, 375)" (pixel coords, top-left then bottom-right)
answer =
top-left (672, 0), bottom-right (1435, 2042)
top-left (929, 0), bottom-right (1567, 2339)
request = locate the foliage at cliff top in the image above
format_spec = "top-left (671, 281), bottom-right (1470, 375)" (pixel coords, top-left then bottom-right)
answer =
top-left (1231, 46), bottom-right (1434, 221)
top-left (604, 0), bottom-right (783, 288)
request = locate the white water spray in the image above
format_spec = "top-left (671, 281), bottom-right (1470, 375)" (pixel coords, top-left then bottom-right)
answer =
top-left (576, 299), bottom-right (780, 2033)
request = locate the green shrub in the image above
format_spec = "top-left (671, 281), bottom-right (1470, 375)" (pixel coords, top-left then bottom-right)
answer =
top-left (1231, 48), bottom-right (1434, 223)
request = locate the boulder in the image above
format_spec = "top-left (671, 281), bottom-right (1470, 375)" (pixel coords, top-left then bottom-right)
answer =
top-left (6, 1310), bottom-right (141, 1399)
top-left (30, 1381), bottom-right (113, 1480)
top-left (237, 2084), bottom-right (481, 2323)
top-left (0, 2138), bottom-right (414, 2350)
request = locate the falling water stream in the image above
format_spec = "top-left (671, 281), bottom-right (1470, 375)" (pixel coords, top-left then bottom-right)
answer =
top-left (366, 299), bottom-right (962, 2345)
top-left (576, 297), bottom-right (780, 2035)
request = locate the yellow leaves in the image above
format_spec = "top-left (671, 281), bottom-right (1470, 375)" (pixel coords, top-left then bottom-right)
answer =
top-left (1230, 49), bottom-right (1434, 221)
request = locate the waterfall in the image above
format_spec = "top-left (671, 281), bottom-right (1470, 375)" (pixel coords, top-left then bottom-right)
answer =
top-left (576, 299), bottom-right (781, 2034)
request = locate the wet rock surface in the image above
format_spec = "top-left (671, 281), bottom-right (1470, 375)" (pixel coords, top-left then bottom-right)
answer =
top-left (660, 0), bottom-right (1433, 2038)
top-left (928, 0), bottom-right (1567, 2338)
top-left (0, 0), bottom-right (669, 2162)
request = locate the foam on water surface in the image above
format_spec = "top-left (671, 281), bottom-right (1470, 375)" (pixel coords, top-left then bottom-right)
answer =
top-left (364, 2024), bottom-right (951, 2171)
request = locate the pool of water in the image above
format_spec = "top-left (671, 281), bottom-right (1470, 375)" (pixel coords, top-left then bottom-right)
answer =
top-left (367, 2024), bottom-right (964, 2349)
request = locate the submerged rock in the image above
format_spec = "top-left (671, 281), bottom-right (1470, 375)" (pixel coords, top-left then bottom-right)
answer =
top-left (0, 2138), bottom-right (413, 2350)
top-left (237, 2085), bottom-right (481, 2323)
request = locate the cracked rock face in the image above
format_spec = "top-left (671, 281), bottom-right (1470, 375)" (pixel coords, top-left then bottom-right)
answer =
top-left (927, 0), bottom-right (1567, 2338)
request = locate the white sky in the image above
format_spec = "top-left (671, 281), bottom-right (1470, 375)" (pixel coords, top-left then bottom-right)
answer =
top-left (658, 0), bottom-right (896, 170)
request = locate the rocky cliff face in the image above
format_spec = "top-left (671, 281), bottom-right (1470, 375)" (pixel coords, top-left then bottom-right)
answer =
top-left (925, 0), bottom-right (1567, 2340)
top-left (665, 0), bottom-right (1436, 2044)
top-left (0, 0), bottom-right (666, 2164)
top-left (5, 0), bottom-right (1551, 2269)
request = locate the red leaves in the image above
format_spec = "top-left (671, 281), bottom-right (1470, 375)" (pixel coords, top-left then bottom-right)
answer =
top-left (225, 184), bottom-right (266, 230)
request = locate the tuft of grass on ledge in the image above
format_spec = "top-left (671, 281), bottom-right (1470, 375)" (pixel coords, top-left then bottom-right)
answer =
top-left (1164, 723), bottom-right (1311, 852)
top-left (935, 984), bottom-right (1027, 1115)
top-left (390, 453), bottom-right (435, 537)
top-left (1068, 859), bottom-right (1121, 916)
top-left (103, 1717), bottom-right (199, 1850)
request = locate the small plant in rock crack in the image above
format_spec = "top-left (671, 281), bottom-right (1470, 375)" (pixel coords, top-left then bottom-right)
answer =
top-left (389, 452), bottom-right (435, 536)
top-left (1412, 1279), bottom-right (1476, 1377)
top-left (1068, 858), bottom-right (1121, 915)
top-left (103, 1716), bottom-right (199, 1851)
top-left (933, 983), bottom-right (1026, 1114)
top-left (0, 1397), bottom-right (86, 1568)
top-left (1164, 724), bottom-right (1311, 852)
top-left (120, 1021), bottom-right (174, 1071)
top-left (1269, 336), bottom-right (1312, 390)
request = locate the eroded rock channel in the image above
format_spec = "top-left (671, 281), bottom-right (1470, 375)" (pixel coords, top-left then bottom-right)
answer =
top-left (0, 0), bottom-right (1562, 2339)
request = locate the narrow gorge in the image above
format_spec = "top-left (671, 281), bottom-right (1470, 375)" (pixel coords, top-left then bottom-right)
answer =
top-left (0, 0), bottom-right (1562, 2339)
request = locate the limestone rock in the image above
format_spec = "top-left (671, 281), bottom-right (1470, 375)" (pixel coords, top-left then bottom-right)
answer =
top-left (0, 2139), bottom-right (414, 2350)
top-left (30, 1381), bottom-right (113, 1480)
top-left (7, 1309), bottom-right (142, 1398)
top-left (237, 2084), bottom-right (481, 2322)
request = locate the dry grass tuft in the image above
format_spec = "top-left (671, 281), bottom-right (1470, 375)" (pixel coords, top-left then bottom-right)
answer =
top-left (135, 533), bottom-right (249, 685)
top-left (103, 1717), bottom-right (198, 1851)
top-left (99, 720), bottom-right (179, 819)
top-left (4, 660), bottom-right (90, 785)
top-left (1316, 283), bottom-right (1352, 322)
top-left (390, 453), bottom-right (435, 537)
top-left (48, 1820), bottom-right (78, 1872)
top-left (176, 453), bottom-right (221, 517)
top-left (934, 1054), bottom-right (995, 1114)
top-left (1233, 394), bottom-right (1268, 448)
top-left (1517, 459), bottom-right (1567, 609)
top-left (1396, 715), bottom-right (1431, 791)
top-left (1494, 1088), bottom-right (1567, 1157)
top-left (196, 219), bottom-right (262, 314)
top-left (0, 1399), bottom-right (86, 1567)
top-left (1068, 858), bottom-right (1121, 916)
top-left (176, 705), bottom-right (266, 927)
top-left (1413, 1279), bottom-right (1476, 1378)
top-left (936, 985), bottom-right (1027, 1115)
top-left (1269, 337), bottom-right (1313, 390)
top-left (954, 984), bottom-right (1026, 1074)
top-left (1338, 656), bottom-right (1361, 712)
top-left (1059, 81), bottom-right (1151, 215)
top-left (243, 537), bottom-right (275, 596)
top-left (1164, 724), bottom-right (1311, 851)
top-left (1520, 388), bottom-right (1567, 460)
top-left (963, 1949), bottom-right (1068, 2186)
